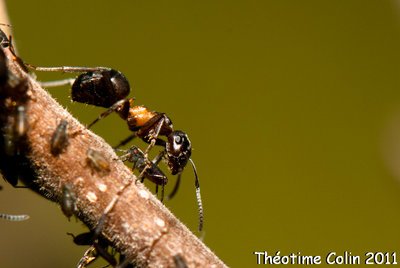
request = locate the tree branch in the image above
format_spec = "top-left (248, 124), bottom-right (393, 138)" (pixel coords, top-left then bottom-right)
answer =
top-left (0, 19), bottom-right (227, 268)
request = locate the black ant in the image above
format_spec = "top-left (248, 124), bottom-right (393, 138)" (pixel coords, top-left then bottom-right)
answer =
top-left (26, 64), bottom-right (204, 231)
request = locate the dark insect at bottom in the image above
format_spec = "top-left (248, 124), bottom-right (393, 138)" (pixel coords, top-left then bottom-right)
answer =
top-left (67, 231), bottom-right (130, 268)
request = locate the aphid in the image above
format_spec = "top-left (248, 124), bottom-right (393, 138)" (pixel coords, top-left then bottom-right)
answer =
top-left (86, 148), bottom-right (110, 173)
top-left (173, 254), bottom-right (189, 268)
top-left (61, 183), bottom-right (76, 220)
top-left (0, 213), bottom-right (29, 221)
top-left (50, 120), bottom-right (69, 156)
top-left (120, 145), bottom-right (167, 201)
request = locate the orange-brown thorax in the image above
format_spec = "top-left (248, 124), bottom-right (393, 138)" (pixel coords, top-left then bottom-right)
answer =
top-left (126, 105), bottom-right (157, 130)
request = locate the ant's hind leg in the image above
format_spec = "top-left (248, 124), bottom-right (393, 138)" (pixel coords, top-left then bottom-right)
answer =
top-left (24, 63), bottom-right (111, 73)
top-left (86, 99), bottom-right (130, 129)
top-left (113, 133), bottom-right (137, 149)
top-left (39, 78), bottom-right (75, 88)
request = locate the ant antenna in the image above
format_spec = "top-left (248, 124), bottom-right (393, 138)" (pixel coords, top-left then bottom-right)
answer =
top-left (167, 173), bottom-right (181, 200)
top-left (189, 158), bottom-right (203, 232)
top-left (0, 23), bottom-right (13, 27)
top-left (0, 214), bottom-right (29, 221)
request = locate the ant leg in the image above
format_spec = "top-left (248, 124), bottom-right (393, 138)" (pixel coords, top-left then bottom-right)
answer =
top-left (92, 175), bottom-right (135, 242)
top-left (152, 150), bottom-right (166, 165)
top-left (154, 183), bottom-right (165, 202)
top-left (92, 240), bottom-right (117, 267)
top-left (113, 133), bottom-right (137, 149)
top-left (117, 256), bottom-right (134, 268)
top-left (77, 246), bottom-right (96, 268)
top-left (25, 63), bottom-right (111, 73)
top-left (40, 78), bottom-right (75, 88)
top-left (161, 180), bottom-right (165, 202)
top-left (143, 116), bottom-right (166, 158)
top-left (86, 99), bottom-right (129, 129)
top-left (167, 173), bottom-right (181, 200)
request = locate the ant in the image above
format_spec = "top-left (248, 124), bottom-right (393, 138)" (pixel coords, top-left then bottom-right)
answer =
top-left (26, 64), bottom-right (204, 231)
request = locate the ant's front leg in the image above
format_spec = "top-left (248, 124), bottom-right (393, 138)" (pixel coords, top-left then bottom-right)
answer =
top-left (137, 113), bottom-right (172, 158)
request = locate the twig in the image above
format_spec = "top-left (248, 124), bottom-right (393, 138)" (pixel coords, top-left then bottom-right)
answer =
top-left (0, 11), bottom-right (227, 268)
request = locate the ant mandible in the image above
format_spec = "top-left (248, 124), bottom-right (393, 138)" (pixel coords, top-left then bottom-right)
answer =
top-left (25, 64), bottom-right (204, 231)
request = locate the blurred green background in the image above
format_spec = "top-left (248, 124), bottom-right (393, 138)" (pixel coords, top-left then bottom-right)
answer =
top-left (1, 0), bottom-right (400, 267)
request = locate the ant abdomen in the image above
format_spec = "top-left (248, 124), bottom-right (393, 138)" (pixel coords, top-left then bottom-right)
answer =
top-left (71, 69), bottom-right (130, 108)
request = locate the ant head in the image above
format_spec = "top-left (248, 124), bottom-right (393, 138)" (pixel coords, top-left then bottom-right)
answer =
top-left (72, 69), bottom-right (130, 108)
top-left (166, 130), bottom-right (191, 175)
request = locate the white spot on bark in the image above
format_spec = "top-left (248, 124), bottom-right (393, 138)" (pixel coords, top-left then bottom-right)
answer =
top-left (138, 189), bottom-right (149, 199)
top-left (97, 183), bottom-right (107, 192)
top-left (155, 217), bottom-right (165, 227)
top-left (87, 191), bottom-right (97, 202)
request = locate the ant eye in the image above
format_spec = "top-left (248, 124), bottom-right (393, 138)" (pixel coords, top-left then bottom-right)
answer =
top-left (175, 135), bottom-right (182, 144)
